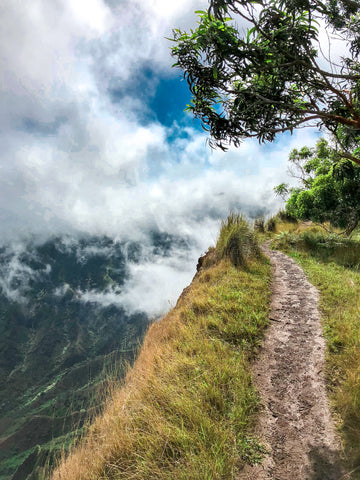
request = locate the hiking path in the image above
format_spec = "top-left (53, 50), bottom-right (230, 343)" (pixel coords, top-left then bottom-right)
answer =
top-left (240, 245), bottom-right (344, 480)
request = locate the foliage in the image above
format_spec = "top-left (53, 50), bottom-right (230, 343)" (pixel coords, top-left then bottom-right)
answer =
top-left (265, 216), bottom-right (277, 232)
top-left (275, 138), bottom-right (360, 234)
top-left (276, 209), bottom-right (298, 223)
top-left (272, 229), bottom-right (360, 269)
top-left (0, 236), bottom-right (151, 480)
top-left (216, 213), bottom-right (261, 266)
top-left (51, 234), bottom-right (271, 480)
top-left (254, 216), bottom-right (265, 233)
top-left (171, 0), bottom-right (360, 164)
top-left (271, 228), bottom-right (360, 473)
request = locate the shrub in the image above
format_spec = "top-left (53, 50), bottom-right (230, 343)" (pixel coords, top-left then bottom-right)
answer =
top-left (276, 209), bottom-right (298, 223)
top-left (254, 216), bottom-right (265, 233)
top-left (216, 213), bottom-right (260, 267)
top-left (265, 216), bottom-right (277, 232)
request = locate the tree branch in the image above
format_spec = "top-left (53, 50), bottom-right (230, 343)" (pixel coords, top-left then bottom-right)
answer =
top-left (308, 53), bottom-right (360, 119)
top-left (243, 115), bottom-right (321, 136)
top-left (338, 151), bottom-right (360, 166)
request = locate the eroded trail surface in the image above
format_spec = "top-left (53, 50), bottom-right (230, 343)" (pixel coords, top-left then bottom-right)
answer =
top-left (241, 247), bottom-right (344, 480)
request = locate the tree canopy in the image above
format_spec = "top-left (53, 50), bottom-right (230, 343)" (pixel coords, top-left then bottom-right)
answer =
top-left (171, 0), bottom-right (360, 164)
top-left (275, 138), bottom-right (360, 234)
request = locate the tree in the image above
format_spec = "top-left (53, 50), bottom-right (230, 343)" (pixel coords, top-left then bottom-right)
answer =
top-left (171, 0), bottom-right (360, 164)
top-left (274, 138), bottom-right (360, 234)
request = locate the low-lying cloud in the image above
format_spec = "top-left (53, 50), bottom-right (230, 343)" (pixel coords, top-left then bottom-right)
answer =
top-left (77, 248), bottom-right (199, 317)
top-left (0, 0), bottom-right (321, 316)
top-left (0, 244), bottom-right (51, 303)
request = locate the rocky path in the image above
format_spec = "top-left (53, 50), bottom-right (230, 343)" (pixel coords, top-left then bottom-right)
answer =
top-left (241, 246), bottom-right (344, 480)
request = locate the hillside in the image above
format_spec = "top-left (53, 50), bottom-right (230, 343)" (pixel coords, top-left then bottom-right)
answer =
top-left (51, 217), bottom-right (360, 480)
top-left (0, 232), bottom-right (192, 480)
top-left (51, 216), bottom-right (272, 479)
top-left (2, 218), bottom-right (360, 479)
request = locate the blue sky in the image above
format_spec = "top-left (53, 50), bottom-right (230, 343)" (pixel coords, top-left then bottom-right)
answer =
top-left (0, 0), bottom-right (322, 312)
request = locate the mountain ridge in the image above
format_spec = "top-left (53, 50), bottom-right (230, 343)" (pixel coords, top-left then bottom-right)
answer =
top-left (1, 233), bottom-right (188, 479)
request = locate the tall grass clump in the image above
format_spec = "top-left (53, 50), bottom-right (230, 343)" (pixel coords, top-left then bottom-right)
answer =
top-left (265, 216), bottom-right (277, 233)
top-left (51, 216), bottom-right (271, 480)
top-left (276, 209), bottom-right (298, 223)
top-left (254, 217), bottom-right (265, 233)
top-left (216, 213), bottom-right (260, 267)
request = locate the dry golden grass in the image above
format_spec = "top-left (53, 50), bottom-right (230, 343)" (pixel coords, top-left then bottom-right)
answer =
top-left (51, 223), bottom-right (271, 480)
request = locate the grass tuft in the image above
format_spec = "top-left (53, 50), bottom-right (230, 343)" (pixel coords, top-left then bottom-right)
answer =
top-left (216, 213), bottom-right (260, 267)
top-left (254, 217), bottom-right (265, 233)
top-left (265, 216), bottom-right (277, 232)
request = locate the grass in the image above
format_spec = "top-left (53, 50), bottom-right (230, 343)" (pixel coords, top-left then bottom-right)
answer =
top-left (51, 216), bottom-right (271, 480)
top-left (273, 230), bottom-right (360, 270)
top-left (216, 213), bottom-right (260, 267)
top-left (272, 226), bottom-right (360, 476)
top-left (0, 448), bottom-right (33, 480)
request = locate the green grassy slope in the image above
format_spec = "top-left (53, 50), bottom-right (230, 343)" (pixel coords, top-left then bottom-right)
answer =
top-left (50, 218), bottom-right (360, 479)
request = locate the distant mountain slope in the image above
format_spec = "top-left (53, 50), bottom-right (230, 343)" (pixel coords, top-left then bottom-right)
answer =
top-left (0, 233), bottom-right (190, 480)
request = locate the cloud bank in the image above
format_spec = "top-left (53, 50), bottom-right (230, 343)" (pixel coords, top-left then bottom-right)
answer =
top-left (0, 0), bottom-right (319, 241)
top-left (0, 0), bottom-right (321, 315)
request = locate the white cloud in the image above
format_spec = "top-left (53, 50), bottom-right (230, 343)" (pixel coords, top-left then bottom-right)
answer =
top-left (0, 0), bottom-right (322, 241)
top-left (0, 244), bottom-right (51, 303)
top-left (76, 252), bottom-right (198, 317)
top-left (0, 0), bottom-right (325, 315)
top-left (74, 230), bottom-right (214, 317)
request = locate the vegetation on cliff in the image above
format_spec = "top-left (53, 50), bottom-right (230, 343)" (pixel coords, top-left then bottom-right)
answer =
top-left (5, 216), bottom-right (360, 479)
top-left (0, 236), bottom-right (153, 480)
top-left (51, 215), bottom-right (271, 479)
top-left (275, 139), bottom-right (360, 235)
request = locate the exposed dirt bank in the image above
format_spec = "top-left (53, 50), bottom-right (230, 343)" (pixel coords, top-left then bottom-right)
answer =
top-left (240, 246), bottom-right (345, 480)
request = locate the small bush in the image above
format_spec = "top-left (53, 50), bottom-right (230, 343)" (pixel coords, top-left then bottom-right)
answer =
top-left (276, 209), bottom-right (298, 223)
top-left (216, 213), bottom-right (260, 267)
top-left (254, 217), bottom-right (265, 233)
top-left (265, 216), bottom-right (277, 232)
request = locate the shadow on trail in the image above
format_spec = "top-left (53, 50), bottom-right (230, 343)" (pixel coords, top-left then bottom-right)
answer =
top-left (308, 445), bottom-right (344, 480)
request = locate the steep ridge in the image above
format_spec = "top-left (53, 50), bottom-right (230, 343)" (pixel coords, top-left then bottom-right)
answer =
top-left (51, 216), bottom-right (273, 480)
top-left (6, 219), bottom-right (352, 479)
top-left (241, 245), bottom-right (344, 479)
top-left (0, 235), bottom-right (167, 480)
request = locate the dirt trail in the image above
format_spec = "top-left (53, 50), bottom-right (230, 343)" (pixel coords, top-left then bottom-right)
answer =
top-left (240, 246), bottom-right (344, 480)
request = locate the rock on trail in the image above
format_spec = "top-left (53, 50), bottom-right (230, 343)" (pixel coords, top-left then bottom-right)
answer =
top-left (240, 246), bottom-right (344, 480)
